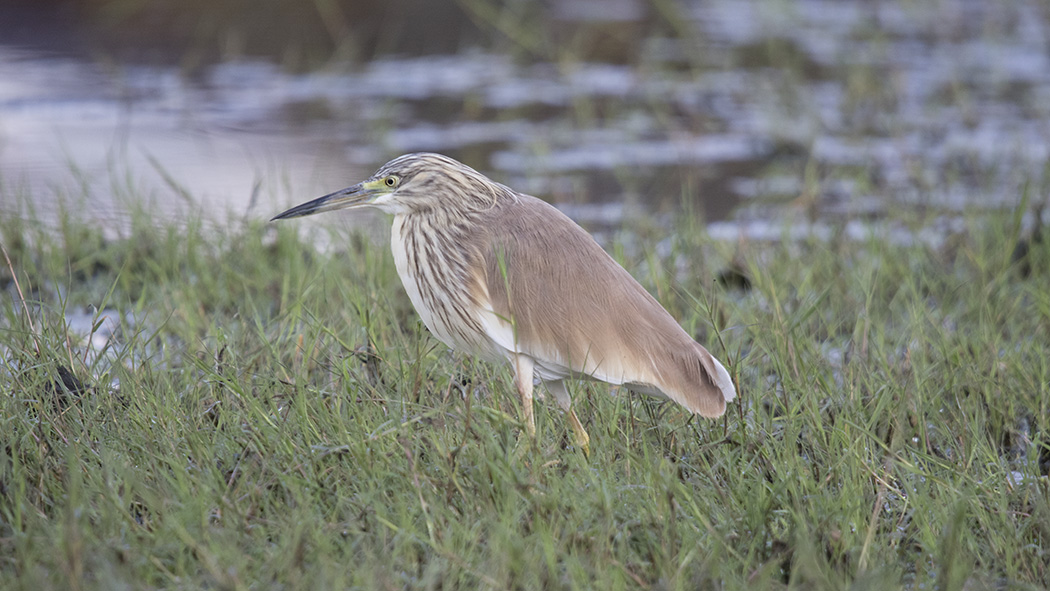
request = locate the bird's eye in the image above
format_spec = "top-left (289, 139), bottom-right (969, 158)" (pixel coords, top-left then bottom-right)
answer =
top-left (384, 176), bottom-right (399, 187)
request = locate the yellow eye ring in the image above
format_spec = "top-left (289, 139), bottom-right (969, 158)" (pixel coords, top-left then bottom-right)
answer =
top-left (384, 176), bottom-right (398, 187)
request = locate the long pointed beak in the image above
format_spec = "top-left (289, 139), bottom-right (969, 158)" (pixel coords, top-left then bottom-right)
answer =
top-left (271, 183), bottom-right (376, 221)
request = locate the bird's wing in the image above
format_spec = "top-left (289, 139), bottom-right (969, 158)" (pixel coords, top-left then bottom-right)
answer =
top-left (473, 195), bottom-right (734, 417)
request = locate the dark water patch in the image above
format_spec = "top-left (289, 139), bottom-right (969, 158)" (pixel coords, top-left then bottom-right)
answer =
top-left (732, 38), bottom-right (828, 79)
top-left (277, 98), bottom-right (339, 127)
top-left (0, 1), bottom-right (86, 56)
top-left (547, 0), bottom-right (657, 64)
top-left (42, 0), bottom-right (484, 70)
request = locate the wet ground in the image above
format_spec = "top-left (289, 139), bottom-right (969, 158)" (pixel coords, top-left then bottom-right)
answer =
top-left (1, 0), bottom-right (1049, 239)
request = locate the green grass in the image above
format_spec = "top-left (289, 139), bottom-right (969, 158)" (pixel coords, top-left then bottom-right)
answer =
top-left (1, 197), bottom-right (1048, 590)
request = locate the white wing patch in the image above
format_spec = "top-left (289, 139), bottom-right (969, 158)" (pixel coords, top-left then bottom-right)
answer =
top-left (472, 285), bottom-right (576, 381)
top-left (475, 308), bottom-right (517, 354)
top-left (709, 356), bottom-right (736, 402)
top-left (473, 301), bottom-right (643, 387)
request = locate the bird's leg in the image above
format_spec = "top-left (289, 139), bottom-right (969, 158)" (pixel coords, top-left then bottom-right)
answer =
top-left (512, 354), bottom-right (536, 439)
top-left (546, 380), bottom-right (590, 457)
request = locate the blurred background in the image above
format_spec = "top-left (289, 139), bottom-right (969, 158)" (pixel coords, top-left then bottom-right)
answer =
top-left (1, 0), bottom-right (1048, 240)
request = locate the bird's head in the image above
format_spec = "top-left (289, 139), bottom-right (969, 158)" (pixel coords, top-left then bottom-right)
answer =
top-left (271, 152), bottom-right (511, 221)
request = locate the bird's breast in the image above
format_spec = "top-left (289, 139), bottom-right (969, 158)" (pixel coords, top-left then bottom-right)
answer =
top-left (390, 214), bottom-right (504, 362)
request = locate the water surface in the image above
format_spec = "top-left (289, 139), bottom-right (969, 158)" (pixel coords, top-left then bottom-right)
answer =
top-left (1, 0), bottom-right (1048, 240)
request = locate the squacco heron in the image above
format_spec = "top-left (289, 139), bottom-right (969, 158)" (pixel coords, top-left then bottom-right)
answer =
top-left (273, 153), bottom-right (736, 453)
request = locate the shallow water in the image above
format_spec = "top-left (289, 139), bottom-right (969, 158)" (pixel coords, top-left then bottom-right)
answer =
top-left (1, 0), bottom-right (1048, 240)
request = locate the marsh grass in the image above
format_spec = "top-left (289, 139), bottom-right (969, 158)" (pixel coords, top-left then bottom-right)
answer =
top-left (1, 196), bottom-right (1049, 590)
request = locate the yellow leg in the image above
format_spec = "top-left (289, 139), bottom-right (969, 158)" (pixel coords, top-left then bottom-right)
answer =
top-left (566, 409), bottom-right (591, 457)
top-left (513, 355), bottom-right (536, 438)
top-left (547, 381), bottom-right (590, 457)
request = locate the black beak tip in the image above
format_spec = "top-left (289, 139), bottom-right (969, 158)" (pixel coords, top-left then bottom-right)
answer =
top-left (270, 206), bottom-right (310, 222)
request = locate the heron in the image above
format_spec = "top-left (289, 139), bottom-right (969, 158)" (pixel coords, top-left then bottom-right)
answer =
top-left (272, 153), bottom-right (736, 454)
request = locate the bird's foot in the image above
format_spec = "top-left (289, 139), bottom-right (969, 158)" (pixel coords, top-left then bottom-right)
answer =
top-left (567, 410), bottom-right (591, 458)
